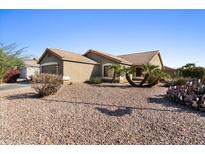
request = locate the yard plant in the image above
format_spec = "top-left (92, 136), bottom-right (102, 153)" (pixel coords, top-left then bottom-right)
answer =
top-left (32, 73), bottom-right (63, 97)
top-left (176, 63), bottom-right (205, 79)
top-left (3, 69), bottom-right (20, 83)
top-left (111, 64), bottom-right (169, 87)
top-left (167, 79), bottom-right (205, 111)
top-left (89, 77), bottom-right (102, 84)
top-left (0, 43), bottom-right (25, 83)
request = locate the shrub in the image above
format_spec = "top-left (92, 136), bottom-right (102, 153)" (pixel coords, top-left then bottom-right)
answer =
top-left (89, 77), bottom-right (102, 84)
top-left (147, 75), bottom-right (156, 84)
top-left (178, 65), bottom-right (205, 79)
top-left (3, 69), bottom-right (20, 83)
top-left (32, 73), bottom-right (62, 97)
top-left (172, 78), bottom-right (187, 86)
top-left (163, 78), bottom-right (187, 87)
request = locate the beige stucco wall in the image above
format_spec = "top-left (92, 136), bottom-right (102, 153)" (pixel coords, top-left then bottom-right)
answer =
top-left (85, 52), bottom-right (130, 82)
top-left (85, 52), bottom-right (119, 76)
top-left (40, 52), bottom-right (63, 75)
top-left (63, 61), bottom-right (100, 83)
top-left (149, 54), bottom-right (163, 69)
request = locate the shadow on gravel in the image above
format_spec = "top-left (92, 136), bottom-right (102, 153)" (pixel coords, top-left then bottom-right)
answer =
top-left (92, 84), bottom-right (157, 89)
top-left (6, 92), bottom-right (39, 100)
top-left (148, 95), bottom-right (205, 117)
top-left (91, 84), bottom-right (131, 89)
top-left (95, 107), bottom-right (132, 116)
top-left (43, 99), bottom-right (196, 115)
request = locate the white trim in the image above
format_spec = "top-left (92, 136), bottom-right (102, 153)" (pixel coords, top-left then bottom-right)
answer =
top-left (102, 63), bottom-right (114, 78)
top-left (63, 76), bottom-right (70, 81)
top-left (62, 58), bottom-right (99, 65)
top-left (40, 62), bottom-right (58, 66)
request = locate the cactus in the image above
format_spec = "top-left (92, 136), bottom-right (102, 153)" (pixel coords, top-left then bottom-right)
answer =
top-left (166, 79), bottom-right (205, 111)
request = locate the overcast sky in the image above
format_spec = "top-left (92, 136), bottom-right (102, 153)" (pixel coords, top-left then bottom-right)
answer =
top-left (0, 9), bottom-right (205, 68)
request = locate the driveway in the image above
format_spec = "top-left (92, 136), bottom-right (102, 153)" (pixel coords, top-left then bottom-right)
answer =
top-left (0, 83), bottom-right (31, 91)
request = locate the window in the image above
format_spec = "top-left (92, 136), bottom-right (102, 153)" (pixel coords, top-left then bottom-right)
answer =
top-left (136, 68), bottom-right (142, 77)
top-left (103, 65), bottom-right (114, 77)
top-left (41, 65), bottom-right (58, 74)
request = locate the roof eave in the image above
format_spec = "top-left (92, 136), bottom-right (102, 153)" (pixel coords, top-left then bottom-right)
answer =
top-left (37, 48), bottom-right (63, 64)
top-left (61, 57), bottom-right (99, 65)
top-left (84, 49), bottom-right (126, 64)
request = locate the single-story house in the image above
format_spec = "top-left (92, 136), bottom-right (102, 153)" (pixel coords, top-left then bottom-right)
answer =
top-left (164, 66), bottom-right (176, 78)
top-left (20, 58), bottom-right (40, 80)
top-left (38, 48), bottom-right (164, 83)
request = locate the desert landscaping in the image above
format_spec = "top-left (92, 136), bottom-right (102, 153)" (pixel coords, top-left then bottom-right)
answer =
top-left (1, 83), bottom-right (205, 144)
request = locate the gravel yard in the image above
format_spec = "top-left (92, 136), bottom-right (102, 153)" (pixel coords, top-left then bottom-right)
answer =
top-left (0, 83), bottom-right (205, 144)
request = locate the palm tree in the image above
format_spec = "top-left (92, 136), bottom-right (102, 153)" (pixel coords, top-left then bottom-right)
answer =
top-left (139, 64), bottom-right (158, 86)
top-left (121, 64), bottom-right (169, 87)
top-left (121, 66), bottom-right (139, 87)
top-left (146, 68), bottom-right (170, 87)
top-left (110, 64), bottom-right (123, 83)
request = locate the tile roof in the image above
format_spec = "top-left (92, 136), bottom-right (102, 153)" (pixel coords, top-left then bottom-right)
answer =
top-left (118, 50), bottom-right (160, 65)
top-left (39, 48), bottom-right (98, 64)
top-left (23, 59), bottom-right (39, 67)
top-left (84, 49), bottom-right (132, 65)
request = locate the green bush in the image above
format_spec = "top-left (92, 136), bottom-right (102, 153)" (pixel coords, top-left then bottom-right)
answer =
top-left (147, 75), bottom-right (156, 84)
top-left (172, 78), bottom-right (187, 86)
top-left (179, 66), bottom-right (205, 79)
top-left (89, 77), bottom-right (102, 84)
top-left (164, 78), bottom-right (187, 87)
top-left (32, 73), bottom-right (62, 97)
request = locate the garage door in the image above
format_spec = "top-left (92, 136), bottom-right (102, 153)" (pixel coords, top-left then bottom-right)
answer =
top-left (41, 65), bottom-right (57, 74)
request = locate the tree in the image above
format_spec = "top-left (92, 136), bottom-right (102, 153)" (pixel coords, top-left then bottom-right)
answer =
top-left (140, 64), bottom-right (160, 85)
top-left (182, 63), bottom-right (196, 69)
top-left (0, 43), bottom-right (26, 83)
top-left (121, 64), bottom-right (169, 87)
top-left (176, 63), bottom-right (205, 79)
top-left (110, 64), bottom-right (123, 83)
top-left (119, 65), bottom-right (137, 86)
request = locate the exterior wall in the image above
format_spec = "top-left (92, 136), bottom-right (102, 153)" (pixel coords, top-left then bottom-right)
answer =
top-left (26, 67), bottom-right (39, 79)
top-left (63, 61), bottom-right (100, 83)
top-left (85, 52), bottom-right (129, 82)
top-left (39, 52), bottom-right (63, 75)
top-left (164, 68), bottom-right (176, 78)
top-left (85, 52), bottom-right (119, 76)
top-left (149, 54), bottom-right (163, 69)
top-left (20, 66), bottom-right (39, 80)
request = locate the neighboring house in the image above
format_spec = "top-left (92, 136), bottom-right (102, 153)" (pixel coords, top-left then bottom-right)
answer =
top-left (38, 48), bottom-right (164, 83)
top-left (20, 58), bottom-right (40, 80)
top-left (164, 66), bottom-right (176, 78)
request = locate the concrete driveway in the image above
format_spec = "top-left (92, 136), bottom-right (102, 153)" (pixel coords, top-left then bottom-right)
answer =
top-left (0, 83), bottom-right (31, 91)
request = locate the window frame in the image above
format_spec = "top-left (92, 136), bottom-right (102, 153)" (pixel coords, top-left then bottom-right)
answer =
top-left (102, 63), bottom-right (114, 79)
